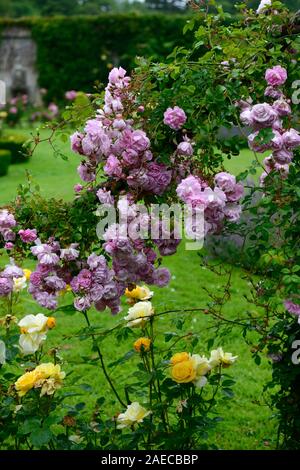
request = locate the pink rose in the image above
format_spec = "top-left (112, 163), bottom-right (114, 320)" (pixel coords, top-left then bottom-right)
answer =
top-left (250, 103), bottom-right (278, 129)
top-left (282, 129), bottom-right (300, 149)
top-left (265, 66), bottom-right (287, 87)
top-left (163, 106), bottom-right (187, 130)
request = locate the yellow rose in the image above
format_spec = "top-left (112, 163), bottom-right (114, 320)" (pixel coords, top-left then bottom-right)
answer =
top-left (34, 363), bottom-right (65, 381)
top-left (125, 285), bottom-right (153, 303)
top-left (46, 317), bottom-right (56, 329)
top-left (171, 359), bottom-right (196, 384)
top-left (134, 337), bottom-right (151, 353)
top-left (15, 370), bottom-right (38, 397)
top-left (23, 269), bottom-right (32, 281)
top-left (117, 402), bottom-right (151, 429)
top-left (171, 352), bottom-right (190, 365)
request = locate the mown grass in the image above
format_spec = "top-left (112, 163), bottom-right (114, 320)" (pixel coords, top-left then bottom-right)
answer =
top-left (0, 127), bottom-right (276, 449)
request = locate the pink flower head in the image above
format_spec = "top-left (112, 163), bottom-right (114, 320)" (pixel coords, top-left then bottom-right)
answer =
top-left (65, 90), bottom-right (77, 100)
top-left (4, 242), bottom-right (14, 250)
top-left (70, 132), bottom-right (84, 155)
top-left (108, 67), bottom-right (127, 85)
top-left (177, 140), bottom-right (193, 156)
top-left (214, 172), bottom-right (236, 193)
top-left (265, 66), bottom-right (287, 87)
top-left (48, 103), bottom-right (59, 116)
top-left (77, 163), bottom-right (96, 182)
top-left (0, 210), bottom-right (16, 229)
top-left (284, 299), bottom-right (300, 317)
top-left (74, 183), bottom-right (83, 193)
top-left (176, 175), bottom-right (203, 205)
top-left (104, 155), bottom-right (123, 178)
top-left (9, 106), bottom-right (18, 114)
top-left (250, 103), bottom-right (278, 129)
top-left (18, 229), bottom-right (37, 243)
top-left (282, 129), bottom-right (300, 149)
top-left (272, 99), bottom-right (291, 117)
top-left (96, 188), bottom-right (114, 205)
top-left (163, 106), bottom-right (187, 131)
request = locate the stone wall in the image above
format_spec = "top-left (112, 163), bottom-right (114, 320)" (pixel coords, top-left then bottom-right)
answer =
top-left (0, 27), bottom-right (41, 105)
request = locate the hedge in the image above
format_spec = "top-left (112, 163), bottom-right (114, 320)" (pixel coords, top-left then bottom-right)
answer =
top-left (0, 149), bottom-right (11, 176)
top-left (0, 133), bottom-right (29, 164)
top-left (0, 14), bottom-right (194, 101)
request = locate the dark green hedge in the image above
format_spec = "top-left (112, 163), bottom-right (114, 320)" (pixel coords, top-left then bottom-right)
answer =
top-left (0, 14), bottom-right (193, 101)
top-left (0, 133), bottom-right (29, 164)
top-left (0, 150), bottom-right (11, 176)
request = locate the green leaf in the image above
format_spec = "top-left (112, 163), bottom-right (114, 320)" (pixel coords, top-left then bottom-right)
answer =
top-left (30, 428), bottom-right (52, 447)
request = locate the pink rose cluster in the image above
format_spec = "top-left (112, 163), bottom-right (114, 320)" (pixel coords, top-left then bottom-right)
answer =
top-left (0, 260), bottom-right (24, 297)
top-left (70, 253), bottom-right (122, 315)
top-left (0, 210), bottom-right (40, 251)
top-left (176, 172), bottom-right (244, 236)
top-left (0, 210), bottom-right (16, 244)
top-left (103, 197), bottom-right (172, 290)
top-left (70, 67), bottom-right (172, 196)
top-left (239, 66), bottom-right (300, 184)
top-left (284, 299), bottom-right (300, 323)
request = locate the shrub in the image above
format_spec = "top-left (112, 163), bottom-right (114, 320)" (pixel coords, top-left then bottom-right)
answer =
top-left (0, 133), bottom-right (29, 164)
top-left (0, 14), bottom-right (194, 102)
top-left (0, 149), bottom-right (11, 176)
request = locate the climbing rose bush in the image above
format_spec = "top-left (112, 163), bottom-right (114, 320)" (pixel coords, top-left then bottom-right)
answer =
top-left (0, 0), bottom-right (299, 451)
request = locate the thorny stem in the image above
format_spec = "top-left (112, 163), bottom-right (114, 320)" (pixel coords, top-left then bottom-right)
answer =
top-left (82, 310), bottom-right (126, 408)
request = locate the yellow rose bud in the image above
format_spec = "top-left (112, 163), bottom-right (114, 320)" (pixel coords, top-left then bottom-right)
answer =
top-left (134, 337), bottom-right (151, 353)
top-left (46, 317), bottom-right (56, 329)
top-left (171, 352), bottom-right (190, 365)
top-left (23, 269), bottom-right (32, 281)
top-left (171, 359), bottom-right (196, 384)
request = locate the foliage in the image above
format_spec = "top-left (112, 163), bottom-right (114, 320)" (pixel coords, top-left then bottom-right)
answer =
top-left (0, 133), bottom-right (29, 164)
top-left (0, 14), bottom-right (193, 102)
top-left (0, 150), bottom-right (12, 176)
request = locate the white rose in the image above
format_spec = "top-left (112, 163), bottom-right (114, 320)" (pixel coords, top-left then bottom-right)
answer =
top-left (117, 402), bottom-right (151, 429)
top-left (19, 332), bottom-right (47, 355)
top-left (256, 0), bottom-right (272, 14)
top-left (124, 301), bottom-right (154, 328)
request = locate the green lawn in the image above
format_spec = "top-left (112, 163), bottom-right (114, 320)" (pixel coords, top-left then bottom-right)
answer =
top-left (0, 127), bottom-right (276, 449)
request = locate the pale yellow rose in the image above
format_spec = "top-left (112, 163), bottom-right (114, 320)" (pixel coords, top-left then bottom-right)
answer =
top-left (18, 313), bottom-right (48, 334)
top-left (34, 363), bottom-right (65, 382)
top-left (124, 301), bottom-right (154, 328)
top-left (18, 314), bottom-right (56, 355)
top-left (209, 347), bottom-right (238, 368)
top-left (117, 402), bottom-right (151, 429)
top-left (13, 276), bottom-right (27, 293)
